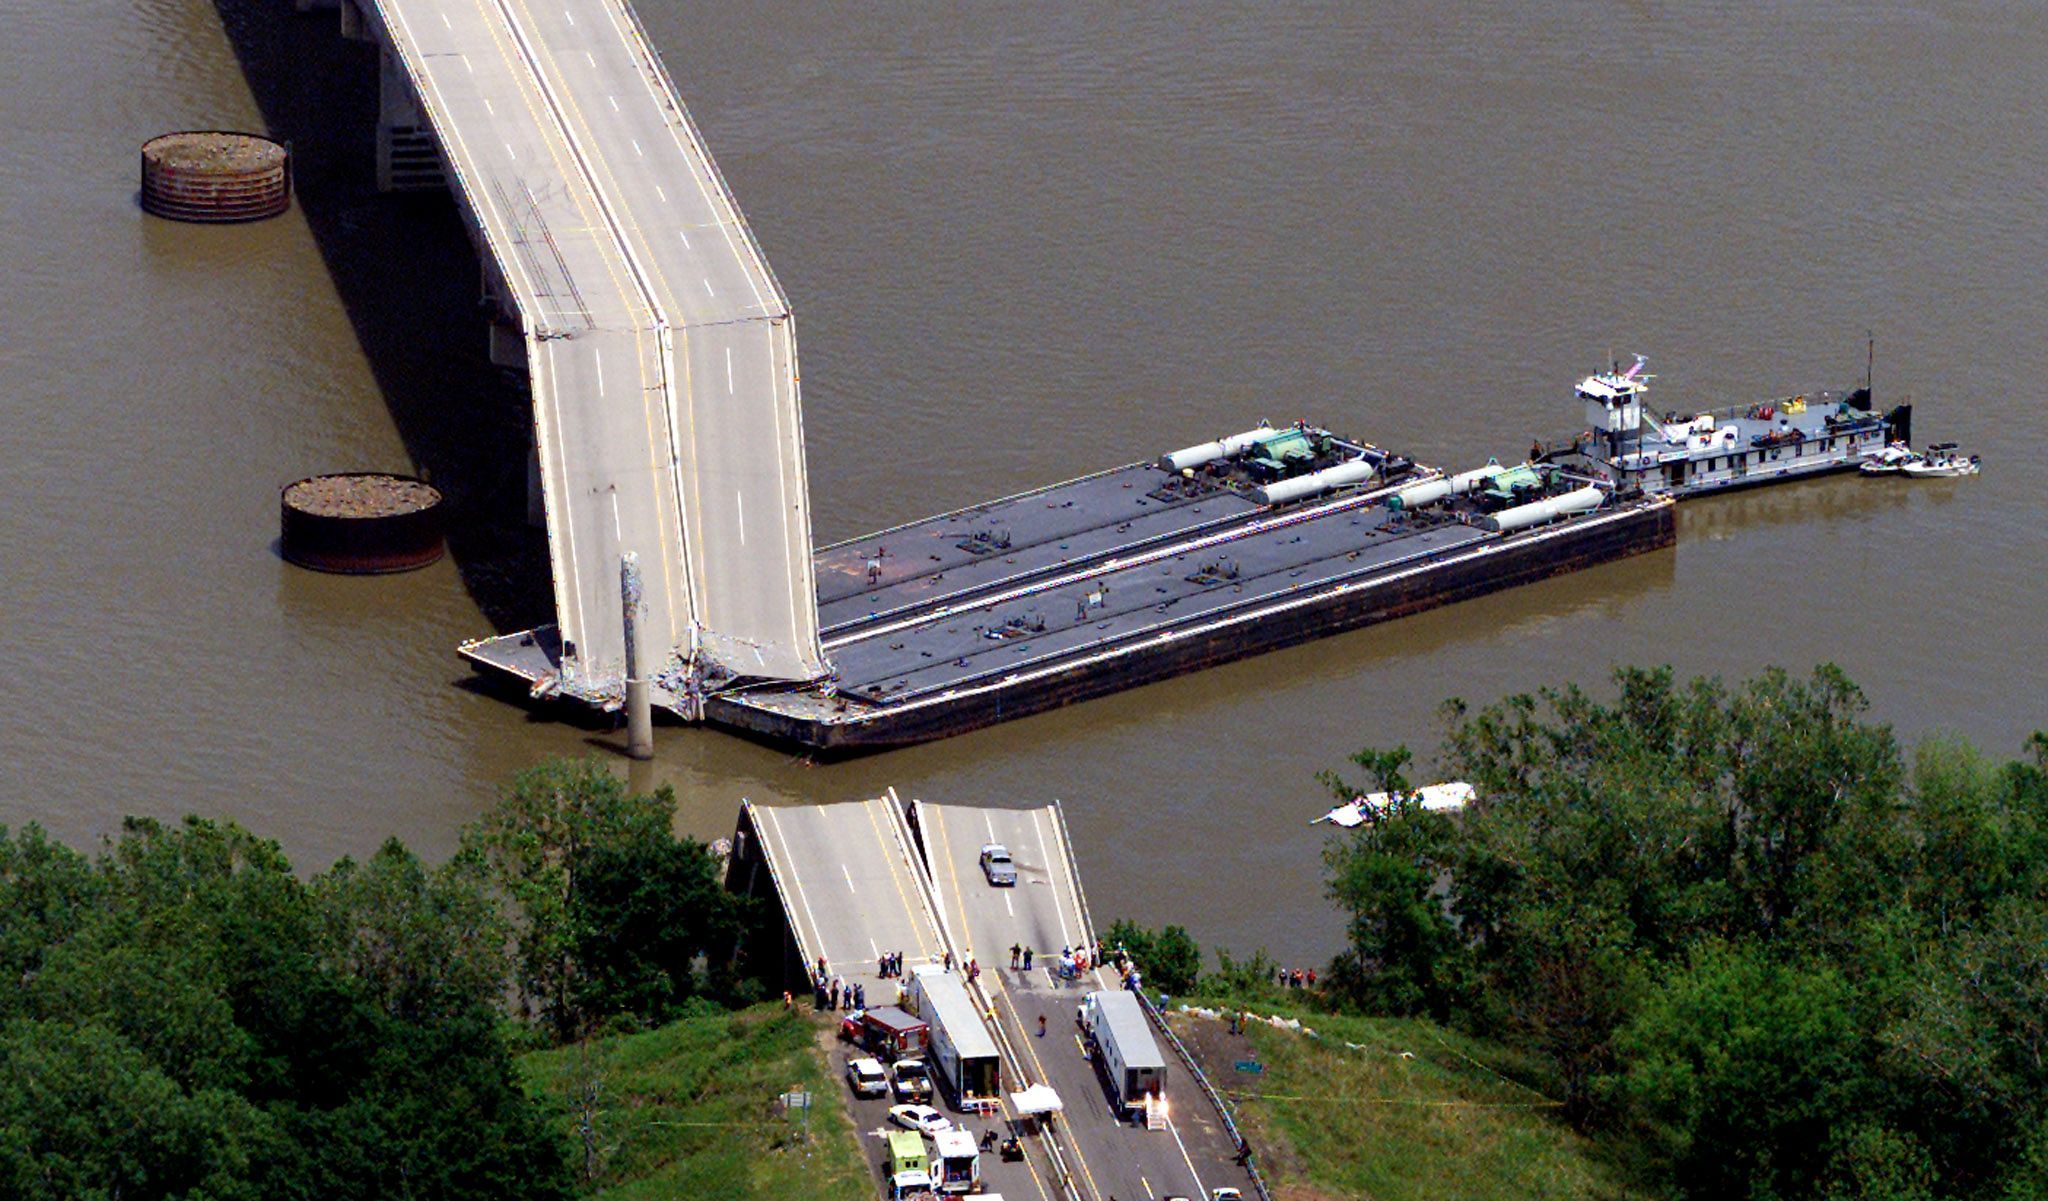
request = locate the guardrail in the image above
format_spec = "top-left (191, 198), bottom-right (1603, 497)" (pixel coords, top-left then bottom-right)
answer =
top-left (736, 800), bottom-right (820, 974)
top-left (1047, 800), bottom-right (1098, 947)
top-left (1136, 991), bottom-right (1277, 1201)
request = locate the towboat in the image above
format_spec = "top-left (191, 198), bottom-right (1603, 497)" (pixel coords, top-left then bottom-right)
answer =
top-left (1558, 356), bottom-right (1911, 499)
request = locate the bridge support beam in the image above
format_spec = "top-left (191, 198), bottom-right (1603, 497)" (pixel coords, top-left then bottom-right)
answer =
top-left (375, 48), bottom-right (445, 192)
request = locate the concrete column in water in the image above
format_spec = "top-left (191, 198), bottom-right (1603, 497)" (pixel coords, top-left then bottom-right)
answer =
top-left (620, 552), bottom-right (653, 760)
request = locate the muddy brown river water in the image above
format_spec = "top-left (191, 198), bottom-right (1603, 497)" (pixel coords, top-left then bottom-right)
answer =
top-left (2, 1), bottom-right (2042, 960)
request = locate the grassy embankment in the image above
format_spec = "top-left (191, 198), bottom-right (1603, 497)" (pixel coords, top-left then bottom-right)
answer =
top-left (520, 1003), bottom-right (870, 1201)
top-left (1172, 997), bottom-right (1645, 1201)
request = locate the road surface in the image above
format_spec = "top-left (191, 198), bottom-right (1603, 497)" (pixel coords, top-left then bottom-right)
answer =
top-left (917, 800), bottom-right (1259, 1201)
top-left (365, 0), bottom-right (825, 694)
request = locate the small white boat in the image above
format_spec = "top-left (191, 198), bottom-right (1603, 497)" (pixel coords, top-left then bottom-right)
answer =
top-left (1314, 781), bottom-right (1476, 827)
top-left (1899, 442), bottom-right (1980, 478)
top-left (1858, 442), bottom-right (1920, 475)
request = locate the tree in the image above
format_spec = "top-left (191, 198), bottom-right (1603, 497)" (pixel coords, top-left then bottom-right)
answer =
top-left (313, 838), bottom-right (509, 1024)
top-left (462, 758), bottom-right (676, 1039)
top-left (0, 1017), bottom-right (279, 1201)
top-left (569, 834), bottom-right (746, 1023)
top-left (0, 813), bottom-right (575, 1200)
top-left (1616, 942), bottom-right (1868, 1200)
top-left (1102, 919), bottom-right (1200, 994)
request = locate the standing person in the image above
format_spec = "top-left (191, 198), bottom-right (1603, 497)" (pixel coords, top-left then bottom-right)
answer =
top-left (1023, 947), bottom-right (1034, 971)
top-left (1037, 1014), bottom-right (1047, 1038)
top-left (1010, 943), bottom-right (1021, 970)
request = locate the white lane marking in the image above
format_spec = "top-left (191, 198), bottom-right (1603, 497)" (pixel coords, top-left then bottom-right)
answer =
top-left (631, 138), bottom-right (643, 157)
top-left (759, 808), bottom-right (829, 972)
top-left (585, 50), bottom-right (595, 66)
top-left (1005, 891), bottom-right (1014, 917)
top-left (462, 55), bottom-right (473, 74)
top-left (842, 864), bottom-right (857, 894)
top-left (440, 12), bottom-right (451, 27)
top-left (609, 95), bottom-right (620, 112)
top-left (701, 277), bottom-right (715, 297)
top-left (1166, 1116), bottom-right (1209, 1200)
top-left (677, 229), bottom-right (691, 249)
top-left (483, 96), bottom-right (494, 114)
top-left (870, 937), bottom-right (881, 962)
top-left (725, 346), bottom-right (734, 394)
top-left (655, 185), bottom-right (667, 203)
top-left (592, 0), bottom-right (774, 316)
top-left (610, 492), bottom-right (623, 542)
top-left (505, 142), bottom-right (517, 160)
top-left (564, 8), bottom-right (575, 25)
top-left (595, 347), bottom-right (605, 396)
top-left (736, 490), bottom-right (746, 544)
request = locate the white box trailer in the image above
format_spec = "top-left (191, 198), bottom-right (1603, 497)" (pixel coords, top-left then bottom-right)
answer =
top-left (1078, 989), bottom-right (1167, 1117)
top-left (908, 966), bottom-right (1002, 1111)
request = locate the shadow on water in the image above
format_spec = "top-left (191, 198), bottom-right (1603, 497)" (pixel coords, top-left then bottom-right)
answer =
top-left (210, 0), bottom-right (553, 634)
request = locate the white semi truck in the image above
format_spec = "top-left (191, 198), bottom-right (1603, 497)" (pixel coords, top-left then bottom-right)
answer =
top-left (1078, 989), bottom-right (1168, 1119)
top-left (908, 966), bottom-right (1002, 1111)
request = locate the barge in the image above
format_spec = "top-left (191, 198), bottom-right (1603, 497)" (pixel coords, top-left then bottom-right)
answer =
top-left (465, 423), bottom-right (1675, 752)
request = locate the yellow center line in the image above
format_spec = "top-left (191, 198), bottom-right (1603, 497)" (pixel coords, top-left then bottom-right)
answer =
top-left (481, 0), bottom-right (683, 652)
top-left (861, 802), bottom-right (941, 964)
top-left (495, 0), bottom-right (704, 629)
top-left (938, 808), bottom-right (1107, 1201)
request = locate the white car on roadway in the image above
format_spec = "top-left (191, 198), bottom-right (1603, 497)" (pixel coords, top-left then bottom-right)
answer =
top-left (845, 1056), bottom-right (888, 1098)
top-left (888, 1103), bottom-right (954, 1136)
top-left (979, 843), bottom-right (1018, 886)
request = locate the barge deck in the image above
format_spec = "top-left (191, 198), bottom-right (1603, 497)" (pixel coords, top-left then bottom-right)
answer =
top-left (463, 425), bottom-right (1676, 752)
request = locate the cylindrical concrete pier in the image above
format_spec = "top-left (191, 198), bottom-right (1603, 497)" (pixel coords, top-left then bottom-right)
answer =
top-left (280, 473), bottom-right (444, 573)
top-left (140, 132), bottom-right (291, 222)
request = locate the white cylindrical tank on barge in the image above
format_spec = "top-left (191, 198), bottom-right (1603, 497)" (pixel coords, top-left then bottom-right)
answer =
top-left (1387, 461), bottom-right (1515, 510)
top-left (1159, 426), bottom-right (1279, 471)
top-left (1479, 484), bottom-right (1604, 532)
top-left (1255, 458), bottom-right (1377, 505)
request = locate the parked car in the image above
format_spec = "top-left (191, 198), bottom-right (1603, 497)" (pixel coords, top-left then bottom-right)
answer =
top-left (845, 1056), bottom-right (888, 1098)
top-left (979, 843), bottom-right (1017, 886)
top-left (888, 1103), bottom-right (953, 1136)
top-left (891, 1057), bottom-right (933, 1102)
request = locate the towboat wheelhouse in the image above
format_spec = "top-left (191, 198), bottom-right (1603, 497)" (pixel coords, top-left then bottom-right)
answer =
top-left (1565, 357), bottom-right (1910, 499)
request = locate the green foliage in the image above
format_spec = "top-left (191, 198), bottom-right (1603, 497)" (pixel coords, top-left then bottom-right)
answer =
top-left (464, 758), bottom-right (678, 1040)
top-left (1321, 772), bottom-right (1466, 1020)
top-left (518, 1005), bottom-right (870, 1199)
top-left (1103, 918), bottom-right (1201, 994)
top-left (0, 817), bottom-right (572, 1201)
top-left (1184, 992), bottom-right (1638, 1201)
top-left (569, 835), bottom-right (749, 1024)
top-left (462, 757), bottom-right (752, 1039)
top-left (312, 838), bottom-right (509, 1024)
top-left (0, 1017), bottom-right (278, 1201)
top-left (1317, 665), bottom-right (2048, 1200)
top-left (1615, 942), bottom-right (1868, 1199)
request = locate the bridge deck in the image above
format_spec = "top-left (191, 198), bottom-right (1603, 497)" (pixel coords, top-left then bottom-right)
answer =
top-left (367, 0), bottom-right (822, 695)
top-left (914, 800), bottom-right (1259, 1201)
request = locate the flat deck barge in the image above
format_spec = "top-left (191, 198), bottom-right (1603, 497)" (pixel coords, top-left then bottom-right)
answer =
top-left (463, 424), bottom-right (1676, 752)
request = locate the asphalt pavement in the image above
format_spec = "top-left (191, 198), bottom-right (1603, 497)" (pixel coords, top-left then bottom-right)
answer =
top-left (917, 801), bottom-right (1259, 1201)
top-left (749, 798), bottom-right (1056, 1200)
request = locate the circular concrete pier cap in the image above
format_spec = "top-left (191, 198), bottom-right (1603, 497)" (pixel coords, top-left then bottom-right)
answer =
top-left (280, 473), bottom-right (445, 574)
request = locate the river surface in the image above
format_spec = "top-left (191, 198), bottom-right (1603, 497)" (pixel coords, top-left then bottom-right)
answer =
top-left (3, 1), bottom-right (2042, 962)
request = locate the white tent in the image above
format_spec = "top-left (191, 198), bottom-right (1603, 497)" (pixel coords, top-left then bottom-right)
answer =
top-left (1009, 1084), bottom-right (1063, 1116)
